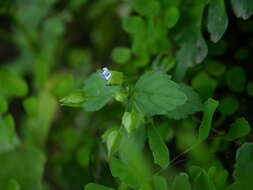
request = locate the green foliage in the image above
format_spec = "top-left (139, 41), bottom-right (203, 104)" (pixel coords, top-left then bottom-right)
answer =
top-left (231, 0), bottom-right (253, 19)
top-left (85, 183), bottom-right (114, 190)
top-left (207, 0), bottom-right (228, 42)
top-left (226, 66), bottom-right (246, 93)
top-left (83, 73), bottom-right (120, 111)
top-left (198, 98), bottom-right (218, 141)
top-left (218, 96), bottom-right (239, 116)
top-left (148, 124), bottom-right (170, 169)
top-left (233, 143), bottom-right (253, 189)
top-left (1, 0), bottom-right (253, 189)
top-left (132, 71), bottom-right (187, 116)
top-left (226, 118), bottom-right (251, 141)
top-left (167, 84), bottom-right (203, 119)
top-left (172, 173), bottom-right (191, 190)
top-left (112, 47), bottom-right (131, 64)
top-left (153, 176), bottom-right (168, 190)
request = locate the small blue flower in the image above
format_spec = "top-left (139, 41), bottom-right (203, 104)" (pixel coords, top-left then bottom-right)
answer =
top-left (99, 67), bottom-right (112, 80)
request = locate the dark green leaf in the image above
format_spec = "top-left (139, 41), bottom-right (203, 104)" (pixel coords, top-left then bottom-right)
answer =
top-left (85, 183), bottom-right (115, 190)
top-left (167, 84), bottom-right (203, 119)
top-left (153, 176), bottom-right (168, 190)
top-left (226, 66), bottom-right (246, 93)
top-left (207, 0), bottom-right (228, 42)
top-left (148, 124), bottom-right (170, 169)
top-left (132, 71), bottom-right (187, 116)
top-left (84, 73), bottom-right (120, 111)
top-left (226, 118), bottom-right (251, 141)
top-left (233, 143), bottom-right (253, 190)
top-left (172, 173), bottom-right (191, 190)
top-left (0, 147), bottom-right (45, 190)
top-left (109, 157), bottom-right (141, 189)
top-left (231, 0), bottom-right (253, 19)
top-left (218, 96), bottom-right (239, 116)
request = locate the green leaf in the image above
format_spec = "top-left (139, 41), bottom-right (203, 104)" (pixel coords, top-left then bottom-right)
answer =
top-left (0, 147), bottom-right (45, 190)
top-left (7, 179), bottom-right (20, 190)
top-left (0, 69), bottom-right (28, 97)
top-left (190, 166), bottom-right (216, 190)
top-left (132, 71), bottom-right (187, 116)
top-left (122, 16), bottom-right (145, 34)
top-left (218, 96), bottom-right (239, 116)
top-left (108, 71), bottom-right (124, 86)
top-left (109, 157), bottom-right (142, 189)
top-left (198, 98), bottom-right (219, 141)
top-left (84, 73), bottom-right (120, 111)
top-left (139, 183), bottom-right (153, 190)
top-left (122, 110), bottom-right (144, 134)
top-left (153, 176), bottom-right (168, 190)
top-left (102, 128), bottom-right (122, 157)
top-left (233, 143), bottom-right (253, 189)
top-left (226, 118), bottom-right (251, 141)
top-left (0, 115), bottom-right (19, 153)
top-left (173, 4), bottom-right (207, 81)
top-left (226, 66), bottom-right (246, 93)
top-left (0, 96), bottom-right (8, 114)
top-left (60, 90), bottom-right (86, 107)
top-left (148, 124), bottom-right (170, 169)
top-left (112, 47), bottom-right (131, 64)
top-left (231, 0), bottom-right (253, 19)
top-left (51, 74), bottom-right (73, 98)
top-left (85, 183), bottom-right (115, 190)
top-left (132, 0), bottom-right (160, 16)
top-left (246, 82), bottom-right (253, 96)
top-left (167, 84), bottom-right (203, 119)
top-left (172, 173), bottom-right (191, 190)
top-left (23, 96), bottom-right (39, 117)
top-left (191, 72), bottom-right (218, 99)
top-left (204, 59), bottom-right (226, 77)
top-left (164, 6), bottom-right (180, 28)
top-left (207, 0), bottom-right (228, 42)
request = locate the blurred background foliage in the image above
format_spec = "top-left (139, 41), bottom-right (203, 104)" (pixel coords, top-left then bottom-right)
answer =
top-left (0, 0), bottom-right (253, 190)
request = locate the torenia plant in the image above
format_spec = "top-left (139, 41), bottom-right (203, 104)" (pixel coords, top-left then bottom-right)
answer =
top-left (61, 67), bottom-right (218, 190)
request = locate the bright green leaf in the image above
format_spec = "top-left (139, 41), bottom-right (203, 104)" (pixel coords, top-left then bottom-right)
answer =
top-left (0, 69), bottom-right (28, 97)
top-left (7, 179), bottom-right (20, 190)
top-left (122, 110), bottom-right (144, 134)
top-left (0, 96), bottom-right (7, 114)
top-left (102, 128), bottom-right (121, 157)
top-left (60, 90), bottom-right (86, 108)
top-left (164, 6), bottom-right (180, 28)
top-left (153, 176), bottom-right (168, 190)
top-left (198, 98), bottom-right (219, 141)
top-left (172, 173), bottom-right (191, 190)
top-left (112, 47), bottom-right (131, 64)
top-left (122, 16), bottom-right (145, 34)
